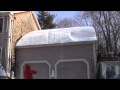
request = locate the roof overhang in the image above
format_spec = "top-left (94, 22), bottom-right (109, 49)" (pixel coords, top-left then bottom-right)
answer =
top-left (31, 11), bottom-right (41, 30)
top-left (16, 41), bottom-right (96, 49)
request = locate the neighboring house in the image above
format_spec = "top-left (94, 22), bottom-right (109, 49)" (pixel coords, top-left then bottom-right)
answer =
top-left (0, 11), bottom-right (41, 76)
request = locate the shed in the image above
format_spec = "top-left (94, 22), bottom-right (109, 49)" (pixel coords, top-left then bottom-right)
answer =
top-left (96, 61), bottom-right (120, 79)
top-left (15, 26), bottom-right (97, 79)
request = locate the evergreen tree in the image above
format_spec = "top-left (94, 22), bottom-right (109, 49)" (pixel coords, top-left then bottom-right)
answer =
top-left (37, 11), bottom-right (56, 29)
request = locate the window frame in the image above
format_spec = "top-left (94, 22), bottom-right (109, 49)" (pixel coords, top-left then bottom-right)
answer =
top-left (0, 17), bottom-right (4, 34)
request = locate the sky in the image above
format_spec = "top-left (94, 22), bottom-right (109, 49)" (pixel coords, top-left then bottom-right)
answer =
top-left (50, 11), bottom-right (77, 22)
top-left (35, 11), bottom-right (78, 23)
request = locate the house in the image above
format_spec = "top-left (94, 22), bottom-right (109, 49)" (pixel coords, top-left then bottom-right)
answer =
top-left (0, 11), bottom-right (41, 76)
top-left (15, 26), bottom-right (97, 79)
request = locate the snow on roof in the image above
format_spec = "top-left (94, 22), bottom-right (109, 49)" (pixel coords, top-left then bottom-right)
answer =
top-left (16, 26), bottom-right (97, 47)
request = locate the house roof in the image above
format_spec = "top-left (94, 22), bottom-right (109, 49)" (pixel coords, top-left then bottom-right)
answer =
top-left (0, 11), bottom-right (41, 30)
top-left (0, 11), bottom-right (25, 14)
top-left (0, 11), bottom-right (27, 14)
top-left (16, 26), bottom-right (97, 47)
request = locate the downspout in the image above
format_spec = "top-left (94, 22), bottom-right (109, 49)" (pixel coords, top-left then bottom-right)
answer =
top-left (10, 15), bottom-right (14, 78)
top-left (6, 13), bottom-right (12, 76)
top-left (6, 16), bottom-right (9, 73)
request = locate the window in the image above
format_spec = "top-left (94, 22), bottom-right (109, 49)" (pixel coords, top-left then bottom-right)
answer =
top-left (0, 17), bottom-right (4, 33)
top-left (0, 47), bottom-right (2, 59)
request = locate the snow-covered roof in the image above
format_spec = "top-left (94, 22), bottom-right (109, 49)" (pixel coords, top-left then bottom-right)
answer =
top-left (16, 26), bottom-right (97, 47)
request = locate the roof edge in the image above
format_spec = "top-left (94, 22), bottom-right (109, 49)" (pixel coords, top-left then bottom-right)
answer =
top-left (31, 11), bottom-right (41, 30)
top-left (16, 41), bottom-right (95, 49)
top-left (10, 11), bottom-right (27, 14)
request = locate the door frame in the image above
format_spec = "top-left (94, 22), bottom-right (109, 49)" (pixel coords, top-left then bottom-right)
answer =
top-left (55, 59), bottom-right (90, 79)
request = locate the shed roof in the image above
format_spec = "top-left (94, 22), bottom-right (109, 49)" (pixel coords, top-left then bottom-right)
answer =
top-left (16, 26), bottom-right (97, 47)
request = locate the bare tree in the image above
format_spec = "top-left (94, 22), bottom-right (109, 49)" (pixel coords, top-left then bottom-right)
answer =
top-left (74, 11), bottom-right (120, 54)
top-left (74, 11), bottom-right (93, 26)
top-left (56, 18), bottom-right (78, 28)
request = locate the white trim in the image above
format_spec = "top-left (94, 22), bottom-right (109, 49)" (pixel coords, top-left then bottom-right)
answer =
top-left (0, 47), bottom-right (2, 60)
top-left (0, 17), bottom-right (4, 34)
top-left (55, 59), bottom-right (90, 79)
top-left (10, 11), bottom-right (26, 14)
top-left (31, 11), bottom-right (41, 30)
top-left (20, 60), bottom-right (51, 79)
